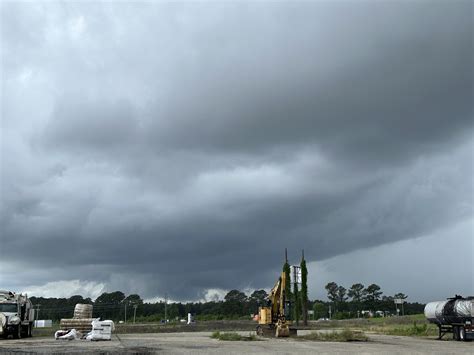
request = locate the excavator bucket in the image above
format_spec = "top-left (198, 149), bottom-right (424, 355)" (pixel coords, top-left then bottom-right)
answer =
top-left (275, 323), bottom-right (290, 337)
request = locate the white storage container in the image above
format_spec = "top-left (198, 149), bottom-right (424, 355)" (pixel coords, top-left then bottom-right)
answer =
top-left (34, 320), bottom-right (53, 328)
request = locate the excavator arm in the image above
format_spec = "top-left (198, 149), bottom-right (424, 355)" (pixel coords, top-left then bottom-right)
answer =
top-left (257, 271), bottom-right (290, 337)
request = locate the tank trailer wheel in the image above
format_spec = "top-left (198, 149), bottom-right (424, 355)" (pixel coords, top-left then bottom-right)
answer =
top-left (452, 326), bottom-right (459, 341)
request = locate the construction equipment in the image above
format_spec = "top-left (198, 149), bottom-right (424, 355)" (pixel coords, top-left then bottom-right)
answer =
top-left (0, 290), bottom-right (35, 339)
top-left (256, 270), bottom-right (296, 337)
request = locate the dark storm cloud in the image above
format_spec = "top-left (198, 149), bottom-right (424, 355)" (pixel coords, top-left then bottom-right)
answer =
top-left (1, 1), bottom-right (472, 300)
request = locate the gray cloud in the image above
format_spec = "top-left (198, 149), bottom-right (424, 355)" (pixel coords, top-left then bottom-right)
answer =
top-left (1, 1), bottom-right (472, 300)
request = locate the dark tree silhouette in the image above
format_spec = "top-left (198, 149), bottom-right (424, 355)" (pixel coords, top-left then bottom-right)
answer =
top-left (300, 250), bottom-right (308, 325)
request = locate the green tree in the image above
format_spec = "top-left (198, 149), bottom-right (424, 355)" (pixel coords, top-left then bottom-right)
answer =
top-left (364, 284), bottom-right (382, 310)
top-left (95, 291), bottom-right (126, 304)
top-left (325, 282), bottom-right (338, 302)
top-left (325, 282), bottom-right (339, 313)
top-left (223, 290), bottom-right (248, 316)
top-left (300, 251), bottom-right (308, 325)
top-left (249, 289), bottom-right (268, 313)
top-left (348, 283), bottom-right (365, 303)
top-left (94, 291), bottom-right (126, 320)
top-left (312, 302), bottom-right (327, 319)
top-left (68, 295), bottom-right (92, 305)
top-left (336, 286), bottom-right (348, 304)
top-left (224, 290), bottom-right (247, 303)
top-left (283, 250), bottom-right (292, 306)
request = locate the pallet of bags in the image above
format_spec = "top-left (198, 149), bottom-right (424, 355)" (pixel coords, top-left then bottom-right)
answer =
top-left (85, 319), bottom-right (115, 341)
top-left (59, 318), bottom-right (94, 333)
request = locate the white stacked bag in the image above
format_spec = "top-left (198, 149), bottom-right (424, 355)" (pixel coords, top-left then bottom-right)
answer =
top-left (85, 319), bottom-right (115, 341)
top-left (55, 329), bottom-right (80, 340)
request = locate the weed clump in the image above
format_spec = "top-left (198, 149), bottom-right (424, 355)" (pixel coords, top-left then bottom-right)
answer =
top-left (299, 329), bottom-right (368, 342)
top-left (211, 331), bottom-right (258, 341)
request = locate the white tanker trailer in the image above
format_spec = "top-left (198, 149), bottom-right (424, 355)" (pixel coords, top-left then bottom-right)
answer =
top-left (424, 295), bottom-right (473, 341)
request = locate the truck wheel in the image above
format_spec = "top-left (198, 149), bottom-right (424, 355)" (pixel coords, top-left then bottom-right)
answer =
top-left (13, 325), bottom-right (21, 339)
top-left (459, 327), bottom-right (466, 341)
top-left (28, 323), bottom-right (33, 337)
top-left (21, 325), bottom-right (28, 338)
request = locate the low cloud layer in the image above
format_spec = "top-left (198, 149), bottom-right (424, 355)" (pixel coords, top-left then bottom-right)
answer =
top-left (1, 1), bottom-right (472, 301)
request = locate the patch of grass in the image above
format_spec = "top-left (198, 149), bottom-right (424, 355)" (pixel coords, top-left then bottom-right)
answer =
top-left (32, 324), bottom-right (61, 338)
top-left (363, 314), bottom-right (426, 325)
top-left (299, 329), bottom-right (368, 342)
top-left (375, 321), bottom-right (437, 337)
top-left (211, 331), bottom-right (258, 341)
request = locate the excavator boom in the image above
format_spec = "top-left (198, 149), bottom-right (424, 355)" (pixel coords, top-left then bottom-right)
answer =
top-left (257, 271), bottom-right (292, 337)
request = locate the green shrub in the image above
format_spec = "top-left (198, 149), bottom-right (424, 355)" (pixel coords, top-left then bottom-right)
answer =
top-left (332, 312), bottom-right (353, 320)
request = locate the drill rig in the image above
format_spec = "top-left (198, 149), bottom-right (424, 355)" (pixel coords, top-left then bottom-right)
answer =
top-left (256, 270), bottom-right (296, 337)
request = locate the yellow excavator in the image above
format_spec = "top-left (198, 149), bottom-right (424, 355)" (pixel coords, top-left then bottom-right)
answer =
top-left (256, 269), bottom-right (297, 337)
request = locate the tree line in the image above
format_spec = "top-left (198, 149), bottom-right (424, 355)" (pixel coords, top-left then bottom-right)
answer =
top-left (29, 283), bottom-right (423, 322)
top-left (317, 282), bottom-right (424, 319)
top-left (28, 277), bottom-right (423, 322)
top-left (29, 289), bottom-right (271, 322)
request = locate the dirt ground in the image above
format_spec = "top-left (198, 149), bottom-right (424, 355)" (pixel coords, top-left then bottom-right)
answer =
top-left (0, 331), bottom-right (471, 354)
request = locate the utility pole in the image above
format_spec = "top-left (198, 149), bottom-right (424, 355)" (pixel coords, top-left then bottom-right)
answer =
top-left (125, 304), bottom-right (127, 323)
top-left (36, 304), bottom-right (41, 320)
top-left (133, 304), bottom-right (138, 324)
top-left (164, 293), bottom-right (168, 323)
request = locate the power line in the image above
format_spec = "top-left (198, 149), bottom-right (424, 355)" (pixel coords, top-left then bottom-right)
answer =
top-left (39, 302), bottom-right (132, 311)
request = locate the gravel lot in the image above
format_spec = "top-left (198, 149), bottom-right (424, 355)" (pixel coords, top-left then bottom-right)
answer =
top-left (0, 331), bottom-right (471, 354)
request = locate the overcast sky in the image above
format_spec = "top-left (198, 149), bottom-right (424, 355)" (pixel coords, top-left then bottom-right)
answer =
top-left (1, 1), bottom-right (472, 304)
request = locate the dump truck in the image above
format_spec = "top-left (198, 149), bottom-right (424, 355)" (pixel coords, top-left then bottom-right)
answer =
top-left (0, 290), bottom-right (35, 339)
top-left (424, 295), bottom-right (473, 341)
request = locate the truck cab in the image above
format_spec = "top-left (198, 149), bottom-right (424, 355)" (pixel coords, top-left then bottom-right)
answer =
top-left (0, 290), bottom-right (35, 339)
